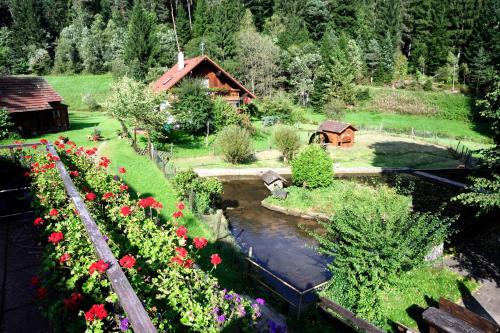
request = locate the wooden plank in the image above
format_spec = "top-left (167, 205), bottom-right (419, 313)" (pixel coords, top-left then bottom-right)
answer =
top-left (0, 142), bottom-right (44, 149)
top-left (422, 307), bottom-right (483, 333)
top-left (439, 298), bottom-right (500, 333)
top-left (47, 146), bottom-right (157, 333)
top-left (413, 171), bottom-right (467, 189)
top-left (318, 297), bottom-right (385, 333)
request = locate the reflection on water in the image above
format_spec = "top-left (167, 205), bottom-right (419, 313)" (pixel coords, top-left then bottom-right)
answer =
top-left (221, 177), bottom-right (332, 292)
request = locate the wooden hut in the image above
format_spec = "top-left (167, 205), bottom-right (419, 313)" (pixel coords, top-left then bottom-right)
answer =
top-left (309, 120), bottom-right (358, 147)
top-left (152, 52), bottom-right (256, 107)
top-left (0, 76), bottom-right (69, 136)
top-left (261, 170), bottom-right (287, 192)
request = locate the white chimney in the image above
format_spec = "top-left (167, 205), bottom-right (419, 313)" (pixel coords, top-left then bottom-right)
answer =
top-left (178, 52), bottom-right (185, 71)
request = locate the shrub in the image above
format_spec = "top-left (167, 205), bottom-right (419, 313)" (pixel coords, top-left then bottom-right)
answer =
top-left (171, 79), bottom-right (213, 134)
top-left (212, 97), bottom-right (241, 132)
top-left (313, 197), bottom-right (452, 324)
top-left (273, 125), bottom-right (301, 162)
top-left (28, 48), bottom-right (51, 75)
top-left (262, 116), bottom-right (280, 126)
top-left (111, 57), bottom-right (129, 79)
top-left (256, 92), bottom-right (296, 123)
top-left (172, 168), bottom-right (199, 199)
top-left (291, 144), bottom-right (333, 188)
top-left (215, 125), bottom-right (253, 164)
top-left (323, 98), bottom-right (346, 121)
top-left (0, 108), bottom-right (13, 139)
top-left (423, 79), bottom-right (433, 91)
top-left (82, 94), bottom-right (101, 111)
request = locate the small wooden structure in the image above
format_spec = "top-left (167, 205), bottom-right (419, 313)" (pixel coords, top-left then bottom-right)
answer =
top-left (0, 76), bottom-right (69, 136)
top-left (422, 298), bottom-right (500, 333)
top-left (153, 52), bottom-right (256, 107)
top-left (261, 170), bottom-right (286, 192)
top-left (309, 120), bottom-right (357, 147)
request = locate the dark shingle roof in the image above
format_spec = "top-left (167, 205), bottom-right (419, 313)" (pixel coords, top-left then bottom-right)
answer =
top-left (319, 120), bottom-right (357, 134)
top-left (0, 76), bottom-right (63, 113)
top-left (261, 170), bottom-right (286, 185)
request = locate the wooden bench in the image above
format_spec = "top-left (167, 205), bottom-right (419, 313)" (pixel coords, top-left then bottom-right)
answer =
top-left (422, 298), bottom-right (500, 333)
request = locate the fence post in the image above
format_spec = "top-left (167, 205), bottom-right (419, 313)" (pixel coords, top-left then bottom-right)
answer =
top-left (189, 190), bottom-right (195, 212)
top-left (215, 213), bottom-right (222, 242)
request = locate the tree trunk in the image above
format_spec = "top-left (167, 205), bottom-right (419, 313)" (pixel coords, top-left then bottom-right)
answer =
top-left (187, 0), bottom-right (192, 30)
top-left (170, 1), bottom-right (181, 52)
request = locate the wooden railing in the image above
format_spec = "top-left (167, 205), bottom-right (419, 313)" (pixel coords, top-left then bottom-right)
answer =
top-left (1, 143), bottom-right (157, 333)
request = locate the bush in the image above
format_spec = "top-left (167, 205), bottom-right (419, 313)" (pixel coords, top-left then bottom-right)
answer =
top-left (82, 94), bottom-right (101, 111)
top-left (212, 97), bottom-right (242, 132)
top-left (215, 125), bottom-right (253, 164)
top-left (172, 168), bottom-right (199, 199)
top-left (262, 116), bottom-right (280, 126)
top-left (291, 144), bottom-right (333, 188)
top-left (314, 199), bottom-right (452, 324)
top-left (273, 125), bottom-right (301, 162)
top-left (423, 79), bottom-right (433, 91)
top-left (0, 108), bottom-right (13, 139)
top-left (323, 98), bottom-right (346, 121)
top-left (28, 48), bottom-right (51, 75)
top-left (111, 57), bottom-right (129, 79)
top-left (256, 92), bottom-right (296, 123)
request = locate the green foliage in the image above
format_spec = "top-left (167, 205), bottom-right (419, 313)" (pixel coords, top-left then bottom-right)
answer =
top-left (272, 125), bottom-right (301, 162)
top-left (291, 144), bottom-right (333, 188)
top-left (256, 93), bottom-right (301, 124)
top-left (212, 97), bottom-right (242, 132)
top-left (172, 169), bottom-right (199, 199)
top-left (28, 48), bottom-right (51, 75)
top-left (323, 98), bottom-right (346, 121)
top-left (215, 125), bottom-right (253, 164)
top-left (312, 191), bottom-right (452, 324)
top-left (0, 108), bottom-right (13, 139)
top-left (124, 3), bottom-right (158, 80)
top-left (171, 79), bottom-right (214, 134)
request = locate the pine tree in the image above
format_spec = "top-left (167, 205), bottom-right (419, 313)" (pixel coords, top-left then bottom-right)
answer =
top-left (365, 38), bottom-right (381, 83)
top-left (377, 33), bottom-right (395, 82)
top-left (192, 0), bottom-right (209, 39)
top-left (302, 0), bottom-right (329, 40)
top-left (176, 4), bottom-right (191, 47)
top-left (245, 0), bottom-right (274, 31)
top-left (277, 15), bottom-right (310, 49)
top-left (8, 0), bottom-right (44, 47)
top-left (124, 2), bottom-right (158, 80)
top-left (327, 0), bottom-right (360, 38)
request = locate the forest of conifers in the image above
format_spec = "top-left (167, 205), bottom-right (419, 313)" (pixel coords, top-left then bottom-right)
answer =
top-left (0, 0), bottom-right (499, 105)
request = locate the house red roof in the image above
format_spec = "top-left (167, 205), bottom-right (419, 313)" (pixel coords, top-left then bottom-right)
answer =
top-left (152, 55), bottom-right (256, 98)
top-left (319, 120), bottom-right (357, 134)
top-left (0, 76), bottom-right (63, 113)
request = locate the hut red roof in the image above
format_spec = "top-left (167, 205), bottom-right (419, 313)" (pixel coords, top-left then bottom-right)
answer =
top-left (319, 120), bottom-right (357, 134)
top-left (152, 55), bottom-right (256, 98)
top-left (0, 76), bottom-right (63, 113)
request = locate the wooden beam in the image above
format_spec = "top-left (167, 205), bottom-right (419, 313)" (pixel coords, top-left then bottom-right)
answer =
top-left (47, 146), bottom-right (157, 333)
top-left (439, 298), bottom-right (500, 333)
top-left (318, 297), bottom-right (385, 333)
top-left (423, 307), bottom-right (483, 333)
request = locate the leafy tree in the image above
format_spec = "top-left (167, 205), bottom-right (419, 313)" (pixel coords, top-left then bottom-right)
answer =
top-left (124, 3), bottom-right (158, 80)
top-left (28, 48), bottom-right (51, 75)
top-left (235, 27), bottom-right (280, 96)
top-left (53, 24), bottom-right (83, 74)
top-left (104, 76), bottom-right (164, 141)
top-left (212, 97), bottom-right (242, 132)
top-left (80, 14), bottom-right (107, 73)
top-left (103, 18), bottom-right (126, 68)
top-left (273, 125), bottom-right (301, 162)
top-left (0, 27), bottom-right (14, 73)
top-left (286, 44), bottom-right (322, 105)
top-left (171, 79), bottom-right (213, 134)
top-left (291, 144), bottom-right (333, 188)
top-left (155, 24), bottom-right (177, 67)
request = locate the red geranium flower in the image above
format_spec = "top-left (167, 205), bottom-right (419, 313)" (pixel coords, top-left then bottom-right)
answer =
top-left (85, 192), bottom-right (96, 201)
top-left (23, 171), bottom-right (30, 177)
top-left (25, 155), bottom-right (32, 160)
top-left (173, 211), bottom-right (183, 219)
top-left (120, 206), bottom-right (132, 217)
top-left (119, 184), bottom-right (128, 191)
top-left (118, 167), bottom-right (126, 174)
top-left (34, 217), bottom-right (44, 226)
top-left (85, 304), bottom-right (108, 322)
top-left (102, 192), bottom-right (115, 200)
top-left (193, 237), bottom-right (208, 250)
top-left (89, 260), bottom-right (109, 275)
top-left (119, 255), bottom-right (136, 269)
top-left (37, 287), bottom-right (48, 299)
top-left (40, 139), bottom-right (48, 144)
top-left (49, 209), bottom-right (58, 217)
top-left (30, 276), bottom-right (40, 287)
top-left (48, 231), bottom-right (64, 244)
top-left (59, 253), bottom-right (70, 264)
top-left (69, 170), bottom-right (79, 177)
top-left (138, 197), bottom-right (154, 208)
top-left (64, 292), bottom-right (83, 311)
top-left (85, 149), bottom-right (95, 156)
top-left (175, 247), bottom-right (188, 259)
top-left (210, 254), bottom-right (222, 267)
top-left (183, 259), bottom-right (194, 268)
top-left (176, 226), bottom-right (187, 239)
top-left (31, 144), bottom-right (38, 149)
top-left (170, 256), bottom-right (184, 266)
top-left (177, 202), bottom-right (185, 210)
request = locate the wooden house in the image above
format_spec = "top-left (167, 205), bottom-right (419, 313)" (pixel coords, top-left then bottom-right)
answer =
top-left (152, 52), bottom-right (256, 107)
top-left (309, 121), bottom-right (358, 147)
top-left (0, 76), bottom-right (69, 136)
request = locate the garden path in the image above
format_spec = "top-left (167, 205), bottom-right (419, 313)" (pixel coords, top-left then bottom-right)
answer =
top-left (444, 224), bottom-right (500, 325)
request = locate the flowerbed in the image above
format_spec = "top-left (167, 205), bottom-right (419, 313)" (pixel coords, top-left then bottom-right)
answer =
top-left (26, 139), bottom-right (263, 332)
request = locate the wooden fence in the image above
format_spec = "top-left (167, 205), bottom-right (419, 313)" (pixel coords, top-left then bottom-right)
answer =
top-left (1, 143), bottom-right (157, 333)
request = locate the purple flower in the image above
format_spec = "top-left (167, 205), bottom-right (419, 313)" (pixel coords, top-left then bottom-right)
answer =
top-left (224, 294), bottom-right (233, 300)
top-left (256, 298), bottom-right (265, 305)
top-left (217, 314), bottom-right (225, 323)
top-left (103, 235), bottom-right (109, 242)
top-left (113, 175), bottom-right (120, 181)
top-left (235, 294), bottom-right (241, 303)
top-left (212, 307), bottom-right (219, 314)
top-left (237, 305), bottom-right (246, 318)
top-left (120, 317), bottom-right (129, 331)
